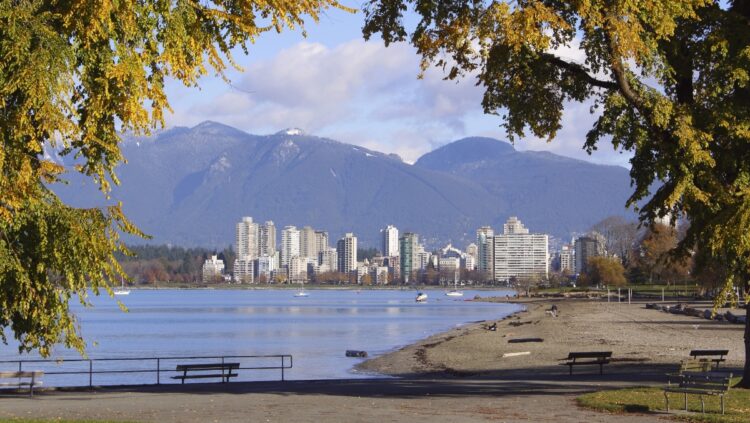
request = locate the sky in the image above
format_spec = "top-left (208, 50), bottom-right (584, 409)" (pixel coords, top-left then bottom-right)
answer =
top-left (163, 4), bottom-right (632, 168)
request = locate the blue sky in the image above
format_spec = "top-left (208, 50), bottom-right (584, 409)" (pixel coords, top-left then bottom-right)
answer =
top-left (163, 4), bottom-right (631, 167)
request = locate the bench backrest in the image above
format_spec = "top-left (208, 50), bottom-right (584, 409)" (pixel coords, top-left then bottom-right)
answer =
top-left (679, 360), bottom-right (712, 373)
top-left (175, 363), bottom-right (240, 372)
top-left (690, 349), bottom-right (729, 357)
top-left (567, 351), bottom-right (612, 359)
top-left (678, 373), bottom-right (732, 392)
top-left (0, 371), bottom-right (43, 379)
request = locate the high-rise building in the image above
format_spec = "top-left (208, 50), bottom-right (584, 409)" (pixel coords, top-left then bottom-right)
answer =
top-left (202, 255), bottom-right (225, 283)
top-left (314, 231), bottom-right (329, 261)
top-left (491, 217), bottom-right (549, 282)
top-left (236, 217), bottom-right (258, 259)
top-left (337, 233), bottom-right (357, 273)
top-left (574, 236), bottom-right (604, 275)
top-left (399, 232), bottom-right (419, 282)
top-left (560, 244), bottom-right (574, 273)
top-left (258, 221), bottom-right (276, 257)
top-left (476, 226), bottom-right (495, 276)
top-left (319, 248), bottom-right (337, 272)
top-left (256, 254), bottom-right (277, 281)
top-left (382, 225), bottom-right (399, 256)
top-left (281, 225), bottom-right (300, 267)
top-left (233, 258), bottom-right (254, 283)
top-left (300, 226), bottom-right (317, 260)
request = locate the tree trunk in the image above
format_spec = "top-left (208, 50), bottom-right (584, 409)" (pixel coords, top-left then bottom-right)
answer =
top-left (741, 304), bottom-right (750, 388)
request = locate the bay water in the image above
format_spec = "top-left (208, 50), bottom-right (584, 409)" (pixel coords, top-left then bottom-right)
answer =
top-left (0, 289), bottom-right (520, 386)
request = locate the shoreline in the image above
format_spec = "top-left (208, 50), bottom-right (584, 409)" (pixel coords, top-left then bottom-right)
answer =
top-left (357, 297), bottom-right (746, 378)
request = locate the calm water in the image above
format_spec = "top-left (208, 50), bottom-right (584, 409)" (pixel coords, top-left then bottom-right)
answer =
top-left (0, 289), bottom-right (519, 386)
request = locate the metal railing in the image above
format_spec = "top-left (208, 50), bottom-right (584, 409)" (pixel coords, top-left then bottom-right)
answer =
top-left (0, 354), bottom-right (292, 389)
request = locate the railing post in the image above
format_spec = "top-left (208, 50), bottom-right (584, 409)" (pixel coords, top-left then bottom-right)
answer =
top-left (18, 361), bottom-right (21, 372)
top-left (89, 360), bottom-right (93, 390)
top-left (157, 358), bottom-right (161, 385)
top-left (281, 356), bottom-right (284, 381)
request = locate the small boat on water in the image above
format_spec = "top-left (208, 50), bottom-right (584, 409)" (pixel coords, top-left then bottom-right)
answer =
top-left (294, 291), bottom-right (309, 297)
top-left (445, 290), bottom-right (463, 297)
top-left (415, 292), bottom-right (428, 302)
top-left (114, 276), bottom-right (130, 296)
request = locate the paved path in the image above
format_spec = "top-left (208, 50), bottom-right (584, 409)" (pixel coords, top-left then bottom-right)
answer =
top-left (0, 374), bottom-right (671, 422)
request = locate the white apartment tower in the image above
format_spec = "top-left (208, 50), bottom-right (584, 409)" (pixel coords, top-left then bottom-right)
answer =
top-left (258, 221), bottom-right (276, 257)
top-left (281, 225), bottom-right (300, 267)
top-left (202, 255), bottom-right (225, 283)
top-left (337, 233), bottom-right (357, 273)
top-left (476, 226), bottom-right (495, 275)
top-left (382, 225), bottom-right (399, 257)
top-left (492, 217), bottom-right (549, 282)
top-left (236, 217), bottom-right (259, 259)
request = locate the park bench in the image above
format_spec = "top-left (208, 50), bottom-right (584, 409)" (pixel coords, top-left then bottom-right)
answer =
top-left (664, 372), bottom-right (732, 414)
top-left (559, 351), bottom-right (612, 375)
top-left (0, 371), bottom-right (43, 396)
top-left (689, 350), bottom-right (728, 369)
top-left (172, 363), bottom-right (239, 384)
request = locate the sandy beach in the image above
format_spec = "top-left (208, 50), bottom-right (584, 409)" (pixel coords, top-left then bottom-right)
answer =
top-left (358, 297), bottom-right (746, 377)
top-left (0, 298), bottom-right (745, 422)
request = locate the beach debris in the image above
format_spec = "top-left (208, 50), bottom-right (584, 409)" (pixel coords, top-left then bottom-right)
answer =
top-left (502, 352), bottom-right (530, 358)
top-left (509, 321), bottom-right (530, 327)
top-left (508, 338), bottom-right (544, 343)
top-left (345, 350), bottom-right (368, 358)
top-left (483, 323), bottom-right (497, 331)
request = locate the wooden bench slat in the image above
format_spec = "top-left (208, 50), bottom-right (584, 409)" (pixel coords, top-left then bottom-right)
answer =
top-left (0, 371), bottom-right (43, 397)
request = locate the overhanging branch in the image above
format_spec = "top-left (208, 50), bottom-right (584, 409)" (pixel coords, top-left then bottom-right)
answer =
top-left (541, 53), bottom-right (619, 90)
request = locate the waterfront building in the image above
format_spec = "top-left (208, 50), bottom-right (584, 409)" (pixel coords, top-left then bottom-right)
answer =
top-left (337, 233), bottom-right (357, 274)
top-left (491, 217), bottom-right (549, 282)
top-left (300, 226), bottom-right (317, 260)
top-left (319, 248), bottom-right (338, 272)
top-left (399, 233), bottom-right (419, 282)
top-left (560, 244), bottom-right (575, 273)
top-left (371, 266), bottom-right (389, 284)
top-left (439, 257), bottom-right (461, 272)
top-left (202, 255), bottom-right (225, 283)
top-left (236, 217), bottom-right (258, 259)
top-left (314, 231), bottom-right (329, 260)
top-left (574, 236), bottom-right (604, 275)
top-left (463, 255), bottom-right (476, 271)
top-left (288, 256), bottom-right (308, 282)
top-left (281, 225), bottom-right (300, 267)
top-left (382, 225), bottom-right (399, 256)
top-left (256, 254), bottom-right (277, 281)
top-left (258, 221), bottom-right (276, 257)
top-left (466, 243), bottom-right (478, 259)
top-left (476, 226), bottom-right (495, 276)
top-left (232, 258), bottom-right (254, 283)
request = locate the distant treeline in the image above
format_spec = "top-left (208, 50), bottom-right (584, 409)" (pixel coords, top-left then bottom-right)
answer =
top-left (116, 244), bottom-right (234, 284)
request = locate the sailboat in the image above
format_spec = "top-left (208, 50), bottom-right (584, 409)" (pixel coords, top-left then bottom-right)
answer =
top-left (445, 269), bottom-right (463, 297)
top-left (293, 278), bottom-right (309, 297)
top-left (114, 276), bottom-right (130, 296)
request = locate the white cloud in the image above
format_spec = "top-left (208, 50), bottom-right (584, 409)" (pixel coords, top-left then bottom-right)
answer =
top-left (164, 36), bottom-right (629, 168)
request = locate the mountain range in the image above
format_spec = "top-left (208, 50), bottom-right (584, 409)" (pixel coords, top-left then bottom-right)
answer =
top-left (52, 122), bottom-right (636, 249)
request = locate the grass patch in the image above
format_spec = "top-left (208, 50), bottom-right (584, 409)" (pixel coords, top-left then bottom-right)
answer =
top-left (577, 378), bottom-right (750, 422)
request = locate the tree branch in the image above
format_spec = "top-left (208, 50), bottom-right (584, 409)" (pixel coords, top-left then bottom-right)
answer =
top-left (541, 53), bottom-right (619, 90)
